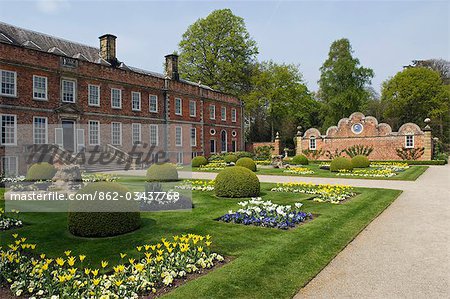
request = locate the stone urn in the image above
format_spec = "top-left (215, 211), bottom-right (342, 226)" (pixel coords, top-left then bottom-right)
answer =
top-left (52, 165), bottom-right (82, 190)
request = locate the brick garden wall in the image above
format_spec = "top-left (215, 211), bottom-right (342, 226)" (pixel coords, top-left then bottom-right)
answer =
top-left (297, 112), bottom-right (430, 161)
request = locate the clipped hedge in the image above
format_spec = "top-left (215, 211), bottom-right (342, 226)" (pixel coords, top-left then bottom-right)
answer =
top-left (26, 162), bottom-right (56, 181)
top-left (146, 163), bottom-right (179, 181)
top-left (192, 156), bottom-right (208, 167)
top-left (370, 160), bottom-right (447, 165)
top-left (351, 155), bottom-right (370, 168)
top-left (330, 157), bottom-right (353, 172)
top-left (224, 154), bottom-right (238, 163)
top-left (236, 157), bottom-right (257, 172)
top-left (67, 182), bottom-right (141, 237)
top-left (215, 166), bottom-right (260, 198)
top-left (291, 155), bottom-right (309, 165)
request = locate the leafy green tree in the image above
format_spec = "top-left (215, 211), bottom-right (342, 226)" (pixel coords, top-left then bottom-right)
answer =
top-left (243, 61), bottom-right (319, 144)
top-left (178, 9), bottom-right (258, 96)
top-left (381, 67), bottom-right (450, 142)
top-left (318, 38), bottom-right (374, 129)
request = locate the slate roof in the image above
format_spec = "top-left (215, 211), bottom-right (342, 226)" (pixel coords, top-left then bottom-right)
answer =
top-left (0, 20), bottom-right (214, 90)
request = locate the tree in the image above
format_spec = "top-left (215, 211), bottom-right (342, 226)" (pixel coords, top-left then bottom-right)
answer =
top-left (242, 61), bottom-right (319, 145)
top-left (178, 9), bottom-right (258, 96)
top-left (318, 38), bottom-right (374, 129)
top-left (381, 67), bottom-right (450, 143)
top-left (410, 59), bottom-right (450, 84)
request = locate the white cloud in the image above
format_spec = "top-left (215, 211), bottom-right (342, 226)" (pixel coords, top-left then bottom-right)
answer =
top-left (36, 0), bottom-right (70, 14)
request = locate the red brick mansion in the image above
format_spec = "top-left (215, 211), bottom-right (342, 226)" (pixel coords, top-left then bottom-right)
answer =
top-left (0, 21), bottom-right (244, 175)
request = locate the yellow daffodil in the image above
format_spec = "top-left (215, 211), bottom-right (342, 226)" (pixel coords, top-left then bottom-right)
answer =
top-left (91, 269), bottom-right (99, 277)
top-left (64, 250), bottom-right (71, 256)
top-left (101, 261), bottom-right (108, 268)
top-left (56, 258), bottom-right (65, 266)
top-left (93, 278), bottom-right (100, 286)
top-left (120, 253), bottom-right (127, 259)
top-left (79, 255), bottom-right (86, 262)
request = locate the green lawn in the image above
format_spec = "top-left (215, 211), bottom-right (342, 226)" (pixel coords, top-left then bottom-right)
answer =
top-left (193, 164), bottom-right (428, 181)
top-left (0, 179), bottom-right (402, 298)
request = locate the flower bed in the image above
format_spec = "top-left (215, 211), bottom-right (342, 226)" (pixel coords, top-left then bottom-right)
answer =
top-left (81, 173), bottom-right (119, 183)
top-left (218, 198), bottom-right (313, 230)
top-left (175, 180), bottom-right (215, 192)
top-left (0, 233), bottom-right (224, 298)
top-left (0, 208), bottom-right (22, 231)
top-left (337, 168), bottom-right (396, 178)
top-left (370, 162), bottom-right (409, 172)
top-left (271, 182), bottom-right (355, 204)
top-left (199, 162), bottom-right (227, 171)
top-left (283, 167), bottom-right (314, 175)
top-left (254, 160), bottom-right (271, 166)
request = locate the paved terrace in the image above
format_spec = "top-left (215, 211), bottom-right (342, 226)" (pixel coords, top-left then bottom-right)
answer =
top-left (108, 165), bottom-right (450, 298)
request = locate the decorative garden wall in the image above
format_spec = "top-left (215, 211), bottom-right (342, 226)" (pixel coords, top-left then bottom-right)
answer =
top-left (296, 112), bottom-right (432, 161)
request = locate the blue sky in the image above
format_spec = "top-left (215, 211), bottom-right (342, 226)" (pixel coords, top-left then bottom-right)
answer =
top-left (1, 0), bottom-right (448, 93)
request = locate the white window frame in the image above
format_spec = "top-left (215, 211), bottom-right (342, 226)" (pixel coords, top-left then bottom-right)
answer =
top-left (309, 136), bottom-right (316, 150)
top-left (0, 70), bottom-right (17, 97)
top-left (61, 79), bottom-right (76, 103)
top-left (88, 120), bottom-right (100, 145)
top-left (405, 135), bottom-right (414, 149)
top-left (175, 126), bottom-right (182, 146)
top-left (33, 75), bottom-right (48, 100)
top-left (0, 114), bottom-right (17, 145)
top-left (231, 108), bottom-right (237, 123)
top-left (1, 156), bottom-right (18, 177)
top-left (189, 100), bottom-right (196, 117)
top-left (177, 152), bottom-right (184, 164)
top-left (132, 91), bottom-right (141, 111)
top-left (33, 116), bottom-right (48, 144)
top-left (88, 84), bottom-right (100, 107)
top-left (221, 107), bottom-right (227, 121)
top-left (210, 105), bottom-right (216, 120)
top-left (111, 122), bottom-right (122, 145)
top-left (175, 98), bottom-right (182, 115)
top-left (111, 88), bottom-right (122, 109)
top-left (190, 127), bottom-right (197, 146)
top-left (149, 95), bottom-right (158, 113)
top-left (132, 123), bottom-right (142, 145)
top-left (149, 124), bottom-right (159, 146)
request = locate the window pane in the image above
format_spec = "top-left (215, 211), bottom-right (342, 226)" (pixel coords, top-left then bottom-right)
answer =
top-left (33, 76), bottom-right (47, 99)
top-left (88, 85), bottom-right (100, 106)
top-left (33, 117), bottom-right (47, 144)
top-left (150, 125), bottom-right (158, 146)
top-left (62, 80), bottom-right (75, 102)
top-left (1, 115), bottom-right (16, 145)
top-left (89, 121), bottom-right (99, 145)
top-left (1, 70), bottom-right (16, 96)
top-left (132, 123), bottom-right (141, 144)
top-left (132, 92), bottom-right (141, 111)
top-left (149, 95), bottom-right (158, 112)
top-left (111, 122), bottom-right (122, 145)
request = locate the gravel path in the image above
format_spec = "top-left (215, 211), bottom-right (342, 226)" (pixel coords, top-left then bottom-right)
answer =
top-left (107, 166), bottom-right (450, 298)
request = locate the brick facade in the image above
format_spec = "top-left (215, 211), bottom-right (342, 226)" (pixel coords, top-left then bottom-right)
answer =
top-left (0, 22), bottom-right (243, 175)
top-left (296, 112), bottom-right (431, 161)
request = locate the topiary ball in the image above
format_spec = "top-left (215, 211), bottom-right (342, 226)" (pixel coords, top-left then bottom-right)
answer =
top-left (146, 163), bottom-right (179, 181)
top-left (67, 182), bottom-right (141, 237)
top-left (224, 154), bottom-right (238, 163)
top-left (351, 155), bottom-right (370, 168)
top-left (26, 162), bottom-right (57, 181)
top-left (330, 157), bottom-right (354, 172)
top-left (215, 166), bottom-right (260, 198)
top-left (291, 155), bottom-right (309, 165)
top-left (235, 157), bottom-right (257, 172)
top-left (192, 156), bottom-right (208, 167)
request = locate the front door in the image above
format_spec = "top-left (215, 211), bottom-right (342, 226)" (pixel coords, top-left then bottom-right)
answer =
top-left (62, 120), bottom-right (75, 152)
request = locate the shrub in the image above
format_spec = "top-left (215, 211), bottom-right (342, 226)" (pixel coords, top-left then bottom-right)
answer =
top-left (291, 155), bottom-right (309, 165)
top-left (146, 163), bottom-right (178, 181)
top-left (26, 162), bottom-right (56, 181)
top-left (224, 154), bottom-right (238, 163)
top-left (67, 182), bottom-right (141, 237)
top-left (235, 151), bottom-right (254, 159)
top-left (215, 166), bottom-right (260, 198)
top-left (236, 157), bottom-right (257, 172)
top-left (351, 155), bottom-right (370, 168)
top-left (254, 145), bottom-right (274, 160)
top-left (191, 156), bottom-right (208, 167)
top-left (330, 157), bottom-right (353, 172)
top-left (208, 154), bottom-right (224, 162)
top-left (344, 144), bottom-right (373, 157)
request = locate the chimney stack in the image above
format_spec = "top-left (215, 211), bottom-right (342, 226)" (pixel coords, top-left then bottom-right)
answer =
top-left (99, 34), bottom-right (118, 65)
top-left (165, 54), bottom-right (179, 81)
